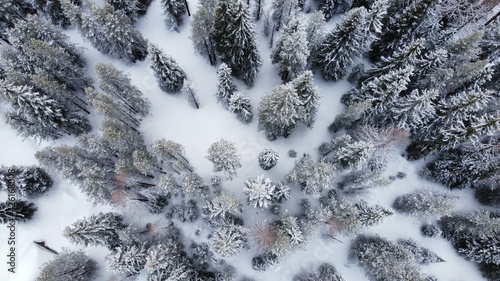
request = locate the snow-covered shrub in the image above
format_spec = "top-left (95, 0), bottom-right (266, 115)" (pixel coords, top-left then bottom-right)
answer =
top-left (258, 148), bottom-right (279, 170)
top-left (244, 175), bottom-right (276, 209)
top-left (288, 149), bottom-right (297, 157)
top-left (211, 175), bottom-right (221, 186)
top-left (252, 255), bottom-right (266, 272)
top-left (181, 172), bottom-right (203, 195)
top-left (273, 182), bottom-right (291, 202)
top-left (294, 263), bottom-right (346, 281)
top-left (210, 225), bottom-right (247, 258)
top-left (229, 92), bottom-right (253, 123)
top-left (420, 223), bottom-right (441, 238)
top-left (37, 250), bottom-right (99, 281)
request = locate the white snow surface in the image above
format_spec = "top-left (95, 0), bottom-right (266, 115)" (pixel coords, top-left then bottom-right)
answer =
top-left (0, 1), bottom-right (489, 280)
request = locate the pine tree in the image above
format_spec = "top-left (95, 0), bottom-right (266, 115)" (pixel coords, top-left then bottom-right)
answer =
top-left (270, 0), bottom-right (298, 31)
top-left (191, 5), bottom-right (217, 65)
top-left (215, 63), bottom-right (237, 108)
top-left (320, 134), bottom-right (374, 170)
top-left (35, 145), bottom-right (116, 204)
top-left (361, 0), bottom-right (388, 53)
top-left (206, 139), bottom-right (241, 180)
top-left (148, 44), bottom-right (186, 93)
top-left (0, 0), bottom-right (35, 44)
top-left (36, 250), bottom-right (99, 281)
top-left (244, 175), bottom-right (276, 208)
top-left (0, 199), bottom-right (37, 223)
top-left (258, 83), bottom-right (303, 140)
top-left (390, 89), bottom-right (437, 131)
top-left (62, 0), bottom-right (148, 62)
top-left (329, 101), bottom-right (371, 133)
top-left (271, 16), bottom-right (309, 82)
top-left (106, 0), bottom-right (143, 22)
top-left (106, 242), bottom-right (149, 275)
top-left (355, 200), bottom-right (393, 227)
top-left (393, 190), bottom-right (457, 219)
top-left (258, 148), bottom-right (279, 170)
top-left (228, 91), bottom-right (253, 123)
top-left (64, 212), bottom-right (126, 249)
top-left (179, 80), bottom-right (199, 109)
top-left (398, 239), bottom-right (445, 264)
top-left (0, 165), bottom-right (53, 198)
top-left (34, 0), bottom-right (71, 28)
top-left (305, 11), bottom-right (326, 62)
top-left (0, 80), bottom-right (91, 140)
top-left (211, 225), bottom-right (247, 258)
top-left (287, 154), bottom-right (336, 198)
top-left (203, 191), bottom-right (243, 226)
top-left (162, 0), bottom-right (187, 31)
top-left (292, 71), bottom-right (321, 127)
top-left (337, 167), bottom-right (390, 195)
top-left (314, 7), bottom-right (367, 81)
top-left (458, 234), bottom-right (500, 265)
top-left (214, 0), bottom-right (261, 86)
top-left (294, 263), bottom-right (346, 281)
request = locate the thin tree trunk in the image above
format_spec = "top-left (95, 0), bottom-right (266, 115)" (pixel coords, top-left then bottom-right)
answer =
top-left (204, 40), bottom-right (214, 65)
top-left (256, 0), bottom-right (262, 21)
top-left (184, 0), bottom-right (191, 16)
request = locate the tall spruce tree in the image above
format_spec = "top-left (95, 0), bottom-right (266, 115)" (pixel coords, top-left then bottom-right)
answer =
top-left (206, 139), bottom-right (242, 180)
top-left (148, 44), bottom-right (186, 93)
top-left (37, 250), bottom-right (99, 281)
top-left (64, 212), bottom-right (126, 249)
top-left (292, 71), bottom-right (321, 127)
top-left (215, 63), bottom-right (237, 108)
top-left (34, 0), bottom-right (71, 28)
top-left (162, 0), bottom-right (187, 31)
top-left (271, 16), bottom-right (309, 82)
top-left (191, 4), bottom-right (217, 65)
top-left (314, 7), bottom-right (367, 81)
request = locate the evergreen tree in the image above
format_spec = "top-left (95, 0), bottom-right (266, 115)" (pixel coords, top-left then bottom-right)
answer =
top-left (62, 0), bottom-right (148, 62)
top-left (294, 263), bottom-right (346, 281)
top-left (0, 80), bottom-right (91, 140)
top-left (369, 0), bottom-right (438, 62)
top-left (0, 199), bottom-right (37, 223)
top-left (211, 225), bottom-right (247, 258)
top-left (458, 234), bottom-right (500, 265)
top-left (228, 91), bottom-right (253, 123)
top-left (355, 200), bottom-right (393, 227)
top-left (305, 11), bottom-right (326, 63)
top-left (329, 101), bottom-right (371, 133)
top-left (393, 190), bottom-right (457, 219)
top-left (206, 139), bottom-right (241, 180)
top-left (35, 145), bottom-right (116, 204)
top-left (36, 250), bottom-right (99, 281)
top-left (398, 239), bottom-right (445, 264)
top-left (258, 83), bottom-right (302, 140)
top-left (106, 242), bottom-right (149, 276)
top-left (292, 71), bottom-right (321, 127)
top-left (191, 5), bottom-right (217, 65)
top-left (0, 0), bottom-right (35, 44)
top-left (162, 0), bottom-right (187, 31)
top-left (271, 16), bottom-right (309, 82)
top-left (361, 0), bottom-right (388, 53)
top-left (34, 0), bottom-right (71, 28)
top-left (203, 191), bottom-right (243, 226)
top-left (337, 167), bottom-right (390, 195)
top-left (106, 0), bottom-right (143, 22)
top-left (270, 0), bottom-right (298, 31)
top-left (244, 175), bottom-right (276, 208)
top-left (258, 148), bottom-right (279, 170)
top-left (64, 212), bottom-right (126, 249)
top-left (148, 44), bottom-right (186, 93)
top-left (0, 165), bottom-right (53, 198)
top-left (215, 63), bottom-right (237, 108)
top-left (320, 134), bottom-right (374, 170)
top-left (390, 89), bottom-right (437, 131)
top-left (181, 80), bottom-right (200, 109)
top-left (145, 242), bottom-right (196, 280)
top-left (287, 154), bottom-right (336, 198)
top-left (314, 7), bottom-right (367, 81)
top-left (213, 0), bottom-right (261, 86)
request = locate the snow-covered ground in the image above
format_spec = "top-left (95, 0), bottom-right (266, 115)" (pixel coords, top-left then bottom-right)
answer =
top-left (0, 0), bottom-right (489, 280)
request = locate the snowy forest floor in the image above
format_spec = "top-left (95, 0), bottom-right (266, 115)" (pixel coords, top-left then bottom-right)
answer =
top-left (0, 0), bottom-right (493, 280)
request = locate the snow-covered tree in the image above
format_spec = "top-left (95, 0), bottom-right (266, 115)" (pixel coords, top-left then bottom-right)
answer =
top-left (258, 83), bottom-right (302, 140)
top-left (0, 165), bottom-right (53, 198)
top-left (215, 63), bottom-right (237, 108)
top-left (151, 139), bottom-right (193, 174)
top-left (457, 234), bottom-right (500, 265)
top-left (0, 0), bottom-right (35, 44)
top-left (106, 242), bottom-right (149, 276)
top-left (145, 242), bottom-right (195, 280)
top-left (36, 250), bottom-right (99, 281)
top-left (105, 0), bottom-right (144, 22)
top-left (211, 225), bottom-right (247, 258)
top-left (244, 175), bottom-right (276, 208)
top-left (398, 239), bottom-right (445, 265)
top-left (206, 139), bottom-right (241, 180)
top-left (34, 0), bottom-right (71, 28)
top-left (0, 199), bottom-right (37, 223)
top-left (361, 0), bottom-right (388, 53)
top-left (314, 7), bottom-right (367, 81)
top-left (349, 235), bottom-right (426, 281)
top-left (181, 172), bottom-right (203, 195)
top-left (390, 89), bottom-right (437, 131)
top-left (270, 0), bottom-right (298, 31)
top-left (63, 212), bottom-right (126, 249)
top-left (203, 192), bottom-right (243, 226)
top-left (258, 148), bottom-right (279, 170)
top-left (393, 190), bottom-right (457, 219)
top-left (161, 0), bottom-right (187, 31)
top-left (229, 91), bottom-right (253, 123)
top-left (355, 200), bottom-right (393, 227)
top-left (337, 168), bottom-right (390, 195)
top-left (273, 182), bottom-right (291, 202)
top-left (214, 0), bottom-right (261, 86)
top-left (148, 44), bottom-right (186, 93)
top-left (182, 80), bottom-right (200, 109)
top-left (191, 5), bottom-right (216, 65)
top-left (292, 71), bottom-right (321, 127)
top-left (320, 134), bottom-right (374, 170)
top-left (271, 15), bottom-right (309, 82)
top-left (287, 154), bottom-right (336, 198)
top-left (305, 11), bottom-right (326, 62)
top-left (62, 0), bottom-right (148, 62)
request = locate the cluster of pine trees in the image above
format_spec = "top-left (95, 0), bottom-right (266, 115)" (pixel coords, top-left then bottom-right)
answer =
top-left (0, 0), bottom-right (499, 280)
